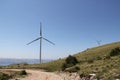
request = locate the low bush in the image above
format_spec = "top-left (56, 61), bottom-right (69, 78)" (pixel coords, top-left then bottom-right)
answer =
top-left (19, 70), bottom-right (27, 75)
top-left (0, 72), bottom-right (11, 80)
top-left (105, 55), bottom-right (111, 59)
top-left (110, 47), bottom-right (120, 56)
top-left (87, 59), bottom-right (94, 63)
top-left (61, 55), bottom-right (78, 71)
top-left (96, 56), bottom-right (102, 60)
top-left (65, 55), bottom-right (78, 65)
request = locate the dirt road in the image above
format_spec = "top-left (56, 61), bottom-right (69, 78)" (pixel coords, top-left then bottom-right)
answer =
top-left (10, 69), bottom-right (64, 80)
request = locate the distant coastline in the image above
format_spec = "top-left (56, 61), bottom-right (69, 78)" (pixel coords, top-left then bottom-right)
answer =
top-left (0, 58), bottom-right (51, 66)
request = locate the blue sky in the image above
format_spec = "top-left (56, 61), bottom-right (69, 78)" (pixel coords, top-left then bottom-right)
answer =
top-left (0, 0), bottom-right (120, 59)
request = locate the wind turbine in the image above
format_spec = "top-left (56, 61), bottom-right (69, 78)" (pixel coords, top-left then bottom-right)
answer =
top-left (96, 40), bottom-right (102, 46)
top-left (27, 22), bottom-right (55, 64)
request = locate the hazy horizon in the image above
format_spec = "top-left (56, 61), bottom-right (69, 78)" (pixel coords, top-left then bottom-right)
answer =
top-left (0, 58), bottom-right (52, 66)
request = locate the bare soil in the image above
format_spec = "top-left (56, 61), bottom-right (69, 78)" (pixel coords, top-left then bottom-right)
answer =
top-left (9, 69), bottom-right (63, 80)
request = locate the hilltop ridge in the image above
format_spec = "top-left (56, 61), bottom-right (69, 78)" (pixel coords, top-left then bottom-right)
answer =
top-left (38, 41), bottom-right (120, 79)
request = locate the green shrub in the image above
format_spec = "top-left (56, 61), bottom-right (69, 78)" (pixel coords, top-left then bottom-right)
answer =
top-left (97, 56), bottom-right (102, 60)
top-left (19, 70), bottom-right (27, 75)
top-left (65, 55), bottom-right (78, 65)
top-left (105, 55), bottom-right (111, 59)
top-left (61, 63), bottom-right (67, 71)
top-left (87, 59), bottom-right (94, 63)
top-left (61, 55), bottom-right (78, 71)
top-left (110, 47), bottom-right (120, 56)
top-left (0, 72), bottom-right (11, 80)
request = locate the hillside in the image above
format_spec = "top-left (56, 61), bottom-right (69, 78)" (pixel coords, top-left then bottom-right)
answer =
top-left (5, 41), bottom-right (120, 79)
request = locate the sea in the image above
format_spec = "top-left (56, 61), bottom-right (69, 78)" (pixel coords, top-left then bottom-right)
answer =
top-left (0, 58), bottom-right (51, 66)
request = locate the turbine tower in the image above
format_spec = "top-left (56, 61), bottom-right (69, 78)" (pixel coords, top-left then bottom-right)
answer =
top-left (27, 22), bottom-right (55, 63)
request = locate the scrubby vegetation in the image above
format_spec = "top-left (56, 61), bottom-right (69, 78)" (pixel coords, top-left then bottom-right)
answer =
top-left (60, 55), bottom-right (80, 72)
top-left (5, 41), bottom-right (120, 79)
top-left (18, 70), bottom-right (27, 76)
top-left (0, 70), bottom-right (27, 80)
top-left (109, 47), bottom-right (120, 56)
top-left (65, 66), bottom-right (80, 72)
top-left (0, 72), bottom-right (11, 80)
top-left (61, 55), bottom-right (78, 71)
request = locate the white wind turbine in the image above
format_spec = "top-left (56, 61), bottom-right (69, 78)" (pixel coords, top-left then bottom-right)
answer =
top-left (27, 22), bottom-right (55, 63)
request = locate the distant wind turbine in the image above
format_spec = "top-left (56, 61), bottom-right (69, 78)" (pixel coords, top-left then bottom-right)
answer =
top-left (27, 22), bottom-right (55, 64)
top-left (96, 40), bottom-right (102, 46)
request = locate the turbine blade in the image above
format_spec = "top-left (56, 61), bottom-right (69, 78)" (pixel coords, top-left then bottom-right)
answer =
top-left (43, 37), bottom-right (55, 45)
top-left (27, 37), bottom-right (41, 45)
top-left (40, 22), bottom-right (42, 36)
